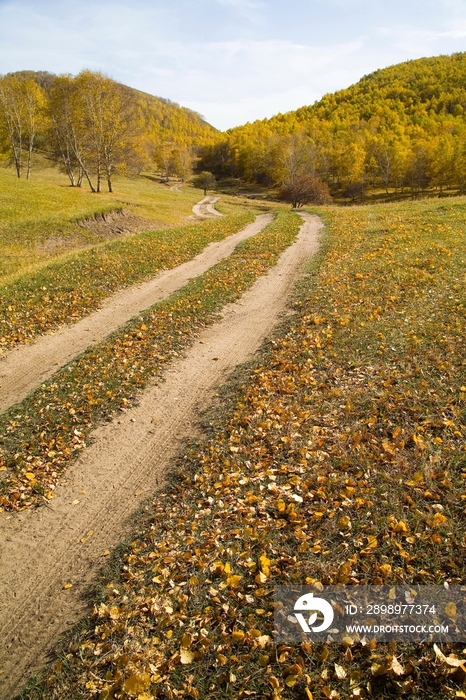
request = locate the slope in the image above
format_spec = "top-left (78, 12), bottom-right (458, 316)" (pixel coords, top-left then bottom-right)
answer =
top-left (13, 69), bottom-right (219, 151)
top-left (205, 52), bottom-right (466, 197)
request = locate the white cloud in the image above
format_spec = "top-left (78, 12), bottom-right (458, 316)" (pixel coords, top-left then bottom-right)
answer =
top-left (440, 0), bottom-right (466, 11)
top-left (209, 0), bottom-right (265, 24)
top-left (376, 25), bottom-right (466, 54)
top-left (142, 38), bottom-right (364, 94)
top-left (379, 26), bottom-right (466, 41)
top-left (212, 0), bottom-right (264, 11)
top-left (1, 0), bottom-right (466, 129)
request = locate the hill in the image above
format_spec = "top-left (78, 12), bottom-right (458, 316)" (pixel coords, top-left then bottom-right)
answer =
top-left (16, 70), bottom-right (215, 140)
top-left (201, 52), bottom-right (466, 199)
top-left (0, 70), bottom-right (220, 190)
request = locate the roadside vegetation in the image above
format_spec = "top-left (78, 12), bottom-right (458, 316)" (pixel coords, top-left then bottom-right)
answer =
top-left (20, 195), bottom-right (466, 700)
top-left (0, 210), bottom-right (301, 511)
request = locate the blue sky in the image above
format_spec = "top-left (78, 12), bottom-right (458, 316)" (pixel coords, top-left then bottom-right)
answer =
top-left (1, 0), bottom-right (466, 130)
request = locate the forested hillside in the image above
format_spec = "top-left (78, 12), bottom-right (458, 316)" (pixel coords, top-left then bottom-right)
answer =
top-left (201, 52), bottom-right (466, 198)
top-left (4, 54), bottom-right (466, 201)
top-left (0, 70), bottom-right (219, 191)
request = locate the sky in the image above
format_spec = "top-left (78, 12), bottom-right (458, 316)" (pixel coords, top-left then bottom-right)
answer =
top-left (1, 0), bottom-right (466, 131)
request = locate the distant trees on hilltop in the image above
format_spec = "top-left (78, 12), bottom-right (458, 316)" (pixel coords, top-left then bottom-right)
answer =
top-left (0, 70), bottom-right (218, 191)
top-left (199, 52), bottom-right (466, 200)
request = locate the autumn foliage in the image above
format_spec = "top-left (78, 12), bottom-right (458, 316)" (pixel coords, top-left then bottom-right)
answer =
top-left (201, 52), bottom-right (466, 199)
top-left (30, 197), bottom-right (466, 699)
top-left (279, 174), bottom-right (332, 207)
top-left (0, 70), bottom-right (218, 189)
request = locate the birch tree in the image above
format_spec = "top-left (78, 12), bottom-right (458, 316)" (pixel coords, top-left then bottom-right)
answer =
top-left (46, 75), bottom-right (85, 187)
top-left (0, 74), bottom-right (43, 178)
top-left (75, 71), bottom-right (134, 192)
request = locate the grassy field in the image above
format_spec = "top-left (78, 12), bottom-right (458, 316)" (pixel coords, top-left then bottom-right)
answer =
top-left (19, 196), bottom-right (466, 699)
top-left (0, 212), bottom-right (255, 350)
top-left (0, 164), bottom-right (264, 283)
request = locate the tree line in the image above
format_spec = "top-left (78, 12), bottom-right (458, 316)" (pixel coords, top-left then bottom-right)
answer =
top-left (5, 54), bottom-right (466, 203)
top-left (0, 70), bottom-right (218, 191)
top-left (199, 52), bottom-right (466, 200)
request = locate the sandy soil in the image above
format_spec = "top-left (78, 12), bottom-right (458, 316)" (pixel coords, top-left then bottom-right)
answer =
top-left (38, 210), bottom-right (159, 257)
top-left (75, 209), bottom-right (156, 239)
top-left (0, 213), bottom-right (322, 698)
top-left (0, 213), bottom-right (272, 415)
top-left (192, 196), bottom-right (223, 217)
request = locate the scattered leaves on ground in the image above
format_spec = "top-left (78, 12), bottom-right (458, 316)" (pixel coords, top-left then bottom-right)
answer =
top-left (19, 199), bottom-right (466, 699)
top-left (0, 211), bottom-right (301, 511)
top-left (0, 214), bottom-right (254, 350)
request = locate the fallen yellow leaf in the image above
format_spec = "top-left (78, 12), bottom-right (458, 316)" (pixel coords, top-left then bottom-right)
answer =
top-left (231, 630), bottom-right (245, 642)
top-left (284, 675), bottom-right (298, 687)
top-left (180, 649), bottom-right (194, 665)
top-left (380, 563), bottom-right (392, 577)
top-left (432, 512), bottom-right (448, 527)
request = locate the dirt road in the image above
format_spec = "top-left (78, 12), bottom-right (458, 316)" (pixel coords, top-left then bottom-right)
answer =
top-left (0, 213), bottom-right (322, 698)
top-left (192, 196), bottom-right (223, 217)
top-left (0, 214), bottom-right (272, 415)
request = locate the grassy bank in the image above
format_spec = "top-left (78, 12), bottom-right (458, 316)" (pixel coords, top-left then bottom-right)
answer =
top-left (21, 197), bottom-right (466, 699)
top-left (0, 210), bottom-right (302, 512)
top-left (0, 165), bottom-right (265, 282)
top-left (0, 166), bottom-right (198, 279)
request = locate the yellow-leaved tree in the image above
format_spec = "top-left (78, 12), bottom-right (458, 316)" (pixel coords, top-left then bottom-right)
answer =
top-left (75, 70), bottom-right (136, 193)
top-left (0, 73), bottom-right (44, 179)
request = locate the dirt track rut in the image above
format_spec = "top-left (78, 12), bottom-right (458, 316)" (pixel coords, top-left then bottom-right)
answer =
top-left (0, 212), bottom-right (322, 698)
top-left (0, 213), bottom-right (272, 415)
top-left (192, 196), bottom-right (222, 217)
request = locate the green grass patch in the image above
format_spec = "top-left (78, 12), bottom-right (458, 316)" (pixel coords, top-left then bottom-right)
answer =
top-left (0, 213), bottom-right (254, 349)
top-left (0, 210), bottom-right (301, 511)
top-left (0, 165), bottom-right (267, 282)
top-left (0, 166), bottom-right (198, 280)
top-left (22, 197), bottom-right (466, 700)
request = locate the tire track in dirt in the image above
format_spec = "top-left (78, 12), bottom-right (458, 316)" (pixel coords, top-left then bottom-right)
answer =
top-left (0, 213), bottom-right (272, 415)
top-left (192, 196), bottom-right (223, 217)
top-left (0, 213), bottom-right (322, 698)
